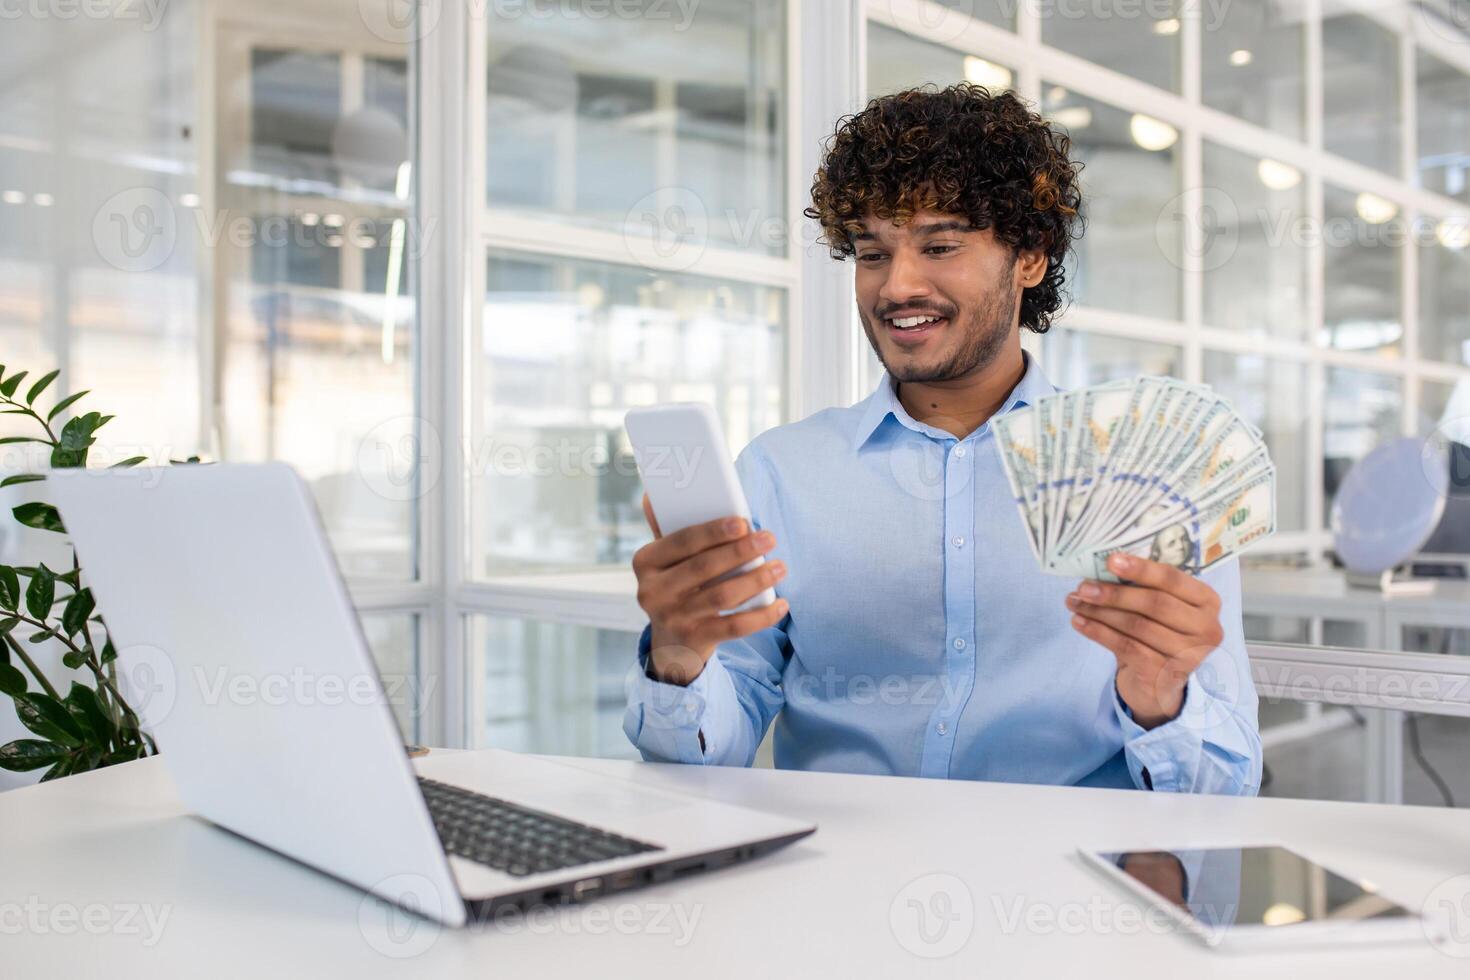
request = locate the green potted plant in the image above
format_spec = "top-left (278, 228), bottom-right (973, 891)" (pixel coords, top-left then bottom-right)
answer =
top-left (0, 363), bottom-right (162, 781)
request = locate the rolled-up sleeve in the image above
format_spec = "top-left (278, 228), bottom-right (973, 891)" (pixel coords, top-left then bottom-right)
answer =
top-left (623, 442), bottom-right (790, 767)
top-left (1112, 559), bottom-right (1263, 796)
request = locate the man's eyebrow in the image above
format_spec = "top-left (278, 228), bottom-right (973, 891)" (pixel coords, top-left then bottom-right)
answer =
top-left (850, 220), bottom-right (976, 243)
top-left (912, 220), bottom-right (976, 235)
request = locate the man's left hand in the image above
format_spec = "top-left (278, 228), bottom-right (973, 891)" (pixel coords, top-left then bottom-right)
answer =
top-left (1065, 553), bottom-right (1225, 729)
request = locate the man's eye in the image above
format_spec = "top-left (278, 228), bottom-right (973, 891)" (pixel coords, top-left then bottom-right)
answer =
top-left (925, 245), bottom-right (957, 255)
top-left (857, 253), bottom-right (887, 263)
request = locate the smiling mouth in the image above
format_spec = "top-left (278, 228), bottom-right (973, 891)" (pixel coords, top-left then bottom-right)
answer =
top-left (883, 313), bottom-right (948, 342)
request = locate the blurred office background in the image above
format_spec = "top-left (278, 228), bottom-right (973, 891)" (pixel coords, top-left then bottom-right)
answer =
top-left (2, 0), bottom-right (1469, 803)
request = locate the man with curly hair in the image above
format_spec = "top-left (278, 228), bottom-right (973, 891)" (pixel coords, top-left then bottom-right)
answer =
top-left (625, 84), bottom-right (1261, 797)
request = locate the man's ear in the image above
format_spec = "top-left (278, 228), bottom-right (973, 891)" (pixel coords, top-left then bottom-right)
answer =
top-left (1015, 247), bottom-right (1048, 289)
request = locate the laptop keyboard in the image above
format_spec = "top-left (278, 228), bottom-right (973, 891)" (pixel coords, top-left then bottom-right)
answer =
top-left (418, 777), bottom-right (663, 877)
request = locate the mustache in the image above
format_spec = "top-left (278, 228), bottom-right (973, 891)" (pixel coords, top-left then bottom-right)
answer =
top-left (872, 303), bottom-right (958, 321)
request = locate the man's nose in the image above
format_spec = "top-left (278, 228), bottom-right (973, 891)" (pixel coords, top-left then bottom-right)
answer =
top-left (877, 249), bottom-right (930, 305)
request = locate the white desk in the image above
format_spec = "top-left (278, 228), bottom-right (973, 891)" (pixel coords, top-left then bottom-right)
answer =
top-left (6, 752), bottom-right (1470, 977)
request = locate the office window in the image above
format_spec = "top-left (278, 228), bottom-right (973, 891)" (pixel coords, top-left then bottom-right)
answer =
top-left (470, 615), bottom-right (640, 760)
top-left (1202, 352), bottom-right (1309, 532)
top-left (1323, 367), bottom-right (1403, 528)
top-left (473, 254), bottom-right (786, 577)
top-left (362, 613), bottom-right (422, 743)
top-left (1042, 85), bottom-right (1182, 320)
top-left (1322, 12), bottom-right (1401, 176)
top-left (1321, 183), bottom-right (1403, 356)
top-left (1419, 233), bottom-right (1470, 366)
top-left (1201, 142), bottom-right (1309, 340)
top-left (485, 0), bottom-right (786, 257)
top-left (1417, 48), bottom-right (1470, 202)
top-left (1034, 329), bottom-right (1182, 386)
top-left (1201, 0), bottom-right (1305, 140)
top-left (867, 23), bottom-right (1009, 97)
top-left (1041, 0), bottom-right (1180, 92)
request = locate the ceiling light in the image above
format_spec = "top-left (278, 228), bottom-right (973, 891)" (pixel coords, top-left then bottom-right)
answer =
top-left (1, 190), bottom-right (25, 205)
top-left (1153, 17), bottom-right (1180, 34)
top-left (179, 193), bottom-right (200, 208)
top-left (1129, 114), bottom-right (1178, 152)
top-left (1262, 903), bottom-right (1305, 927)
top-left (1354, 192), bottom-right (1398, 224)
top-left (964, 56), bottom-right (1013, 91)
top-left (1229, 49), bottom-right (1253, 67)
top-left (1257, 159), bottom-right (1301, 190)
top-left (1436, 218), bottom-right (1470, 249)
top-left (1051, 107), bottom-right (1093, 130)
top-left (32, 192), bottom-right (53, 207)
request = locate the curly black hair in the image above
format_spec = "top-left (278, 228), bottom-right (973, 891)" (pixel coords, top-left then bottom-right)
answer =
top-left (805, 83), bottom-right (1084, 333)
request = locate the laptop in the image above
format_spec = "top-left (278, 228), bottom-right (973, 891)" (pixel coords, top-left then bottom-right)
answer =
top-left (48, 462), bottom-right (815, 927)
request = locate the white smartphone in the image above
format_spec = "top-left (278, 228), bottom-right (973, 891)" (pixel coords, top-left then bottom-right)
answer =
top-left (1078, 843), bottom-right (1438, 953)
top-left (624, 403), bottom-right (776, 616)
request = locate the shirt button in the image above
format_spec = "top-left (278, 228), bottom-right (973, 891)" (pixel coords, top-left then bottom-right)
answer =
top-left (951, 535), bottom-right (965, 548)
top-left (936, 722), bottom-right (948, 735)
top-left (953, 637), bottom-right (966, 650)
top-left (953, 445), bottom-right (967, 458)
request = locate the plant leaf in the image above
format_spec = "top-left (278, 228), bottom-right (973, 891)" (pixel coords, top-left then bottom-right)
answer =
top-left (0, 662), bottom-right (26, 696)
top-left (100, 637), bottom-right (117, 665)
top-left (61, 588), bottom-right (94, 637)
top-left (0, 566), bottom-right (17, 610)
top-left (39, 755), bottom-right (77, 781)
top-left (13, 692), bottom-right (84, 747)
top-left (13, 501), bottom-right (64, 534)
top-left (0, 473), bottom-right (45, 488)
top-left (24, 564), bottom-right (54, 618)
top-left (61, 649), bottom-right (84, 668)
top-left (46, 390), bottom-right (89, 422)
top-left (0, 436), bottom-right (45, 446)
top-left (28, 629), bottom-right (55, 644)
top-left (25, 369), bottom-right (59, 405)
top-left (109, 456), bottom-right (148, 469)
top-left (64, 682), bottom-right (115, 745)
top-left (0, 738), bottom-right (69, 772)
top-left (0, 370), bottom-right (28, 398)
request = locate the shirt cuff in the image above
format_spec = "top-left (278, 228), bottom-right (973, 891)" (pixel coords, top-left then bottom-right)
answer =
top-left (624, 624), bottom-right (728, 765)
top-left (1113, 675), bottom-right (1210, 792)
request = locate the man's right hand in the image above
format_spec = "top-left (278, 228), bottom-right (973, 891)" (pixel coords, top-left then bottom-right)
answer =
top-left (631, 493), bottom-right (788, 687)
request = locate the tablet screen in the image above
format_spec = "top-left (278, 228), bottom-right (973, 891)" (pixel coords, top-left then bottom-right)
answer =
top-left (1096, 845), bottom-right (1413, 933)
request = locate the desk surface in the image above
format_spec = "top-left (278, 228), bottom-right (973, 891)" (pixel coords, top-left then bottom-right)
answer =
top-left (6, 752), bottom-right (1470, 977)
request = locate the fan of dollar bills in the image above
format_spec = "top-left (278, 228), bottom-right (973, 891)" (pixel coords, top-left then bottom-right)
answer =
top-left (993, 377), bottom-right (1276, 581)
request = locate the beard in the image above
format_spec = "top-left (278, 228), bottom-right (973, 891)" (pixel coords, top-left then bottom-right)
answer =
top-left (860, 265), bottom-right (1017, 384)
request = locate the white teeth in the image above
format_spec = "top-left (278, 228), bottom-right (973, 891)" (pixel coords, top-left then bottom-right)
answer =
top-left (891, 315), bottom-right (940, 329)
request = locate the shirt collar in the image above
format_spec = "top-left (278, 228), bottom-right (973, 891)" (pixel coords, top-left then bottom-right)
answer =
top-left (852, 350), bottom-right (1054, 452)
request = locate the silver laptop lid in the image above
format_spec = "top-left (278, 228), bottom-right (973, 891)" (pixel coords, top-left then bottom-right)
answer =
top-left (48, 463), bottom-right (466, 926)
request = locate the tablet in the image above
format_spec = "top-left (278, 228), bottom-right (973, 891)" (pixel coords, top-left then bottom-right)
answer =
top-left (1079, 844), bottom-right (1437, 953)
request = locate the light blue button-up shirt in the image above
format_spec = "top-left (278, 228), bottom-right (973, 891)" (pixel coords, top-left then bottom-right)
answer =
top-left (624, 355), bottom-right (1262, 795)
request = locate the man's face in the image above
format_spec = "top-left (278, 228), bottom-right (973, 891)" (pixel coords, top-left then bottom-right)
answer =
top-left (852, 208), bottom-right (1028, 384)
